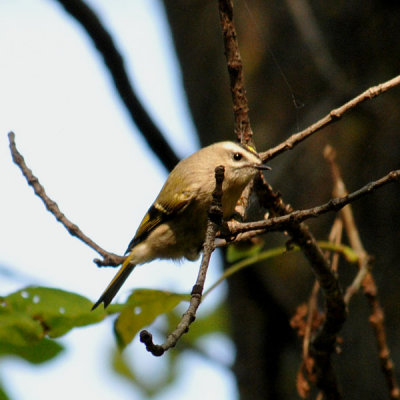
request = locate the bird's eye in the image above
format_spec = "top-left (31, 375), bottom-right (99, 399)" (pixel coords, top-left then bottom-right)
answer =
top-left (233, 152), bottom-right (242, 161)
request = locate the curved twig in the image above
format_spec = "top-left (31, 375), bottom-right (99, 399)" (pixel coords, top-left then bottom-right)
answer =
top-left (8, 132), bottom-right (123, 267)
top-left (140, 166), bottom-right (225, 356)
top-left (260, 74), bottom-right (400, 163)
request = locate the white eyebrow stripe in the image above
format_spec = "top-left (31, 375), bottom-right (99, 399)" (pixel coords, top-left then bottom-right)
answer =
top-left (220, 142), bottom-right (261, 165)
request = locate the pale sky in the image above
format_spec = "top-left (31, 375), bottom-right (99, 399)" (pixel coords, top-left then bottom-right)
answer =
top-left (0, 1), bottom-right (237, 399)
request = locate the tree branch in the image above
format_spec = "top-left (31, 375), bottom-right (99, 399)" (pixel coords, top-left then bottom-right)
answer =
top-left (260, 74), bottom-right (400, 163)
top-left (226, 169), bottom-right (400, 238)
top-left (292, 216), bottom-right (344, 399)
top-left (8, 132), bottom-right (123, 268)
top-left (140, 166), bottom-right (225, 356)
top-left (218, 0), bottom-right (253, 144)
top-left (217, 2), bottom-right (343, 391)
top-left (216, 4), bottom-right (400, 395)
top-left (53, 0), bottom-right (180, 172)
top-left (252, 176), bottom-right (345, 399)
top-left (324, 145), bottom-right (400, 399)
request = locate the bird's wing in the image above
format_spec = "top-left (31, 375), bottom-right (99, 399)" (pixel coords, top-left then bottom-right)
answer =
top-left (125, 188), bottom-right (196, 253)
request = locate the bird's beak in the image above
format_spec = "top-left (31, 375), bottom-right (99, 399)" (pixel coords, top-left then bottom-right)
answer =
top-left (254, 164), bottom-right (271, 171)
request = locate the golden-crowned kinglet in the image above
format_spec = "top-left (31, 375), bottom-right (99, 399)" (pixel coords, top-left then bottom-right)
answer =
top-left (92, 141), bottom-right (269, 309)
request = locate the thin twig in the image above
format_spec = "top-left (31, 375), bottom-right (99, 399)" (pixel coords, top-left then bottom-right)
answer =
top-left (291, 226), bottom-right (343, 400)
top-left (295, 217), bottom-right (343, 399)
top-left (218, 0), bottom-right (253, 144)
top-left (207, 240), bottom-right (357, 299)
top-left (324, 145), bottom-right (400, 399)
top-left (140, 166), bottom-right (225, 356)
top-left (324, 146), bottom-right (372, 304)
top-left (8, 132), bottom-right (124, 267)
top-left (53, 0), bottom-right (179, 172)
top-left (225, 169), bottom-right (400, 238)
top-left (260, 74), bottom-right (400, 163)
top-left (254, 176), bottom-right (345, 399)
top-left (218, 0), bottom-right (349, 384)
top-left (216, 15), bottom-right (398, 397)
top-left (363, 275), bottom-right (400, 399)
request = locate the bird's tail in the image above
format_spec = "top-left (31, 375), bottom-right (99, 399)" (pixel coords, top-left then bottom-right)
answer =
top-left (91, 252), bottom-right (136, 310)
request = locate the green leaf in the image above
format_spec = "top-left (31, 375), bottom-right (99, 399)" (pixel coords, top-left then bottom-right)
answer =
top-left (1, 286), bottom-right (107, 339)
top-left (114, 289), bottom-right (189, 349)
top-left (112, 347), bottom-right (137, 382)
top-left (0, 338), bottom-right (64, 364)
top-left (206, 241), bottom-right (359, 297)
top-left (0, 311), bottom-right (43, 346)
top-left (111, 346), bottom-right (178, 397)
top-left (226, 241), bottom-right (264, 263)
top-left (166, 302), bottom-right (229, 347)
top-left (0, 382), bottom-right (11, 400)
top-left (189, 303), bottom-right (229, 338)
top-left (0, 286), bottom-right (107, 365)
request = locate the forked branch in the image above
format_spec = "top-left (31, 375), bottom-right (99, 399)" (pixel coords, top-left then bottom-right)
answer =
top-left (140, 166), bottom-right (225, 356)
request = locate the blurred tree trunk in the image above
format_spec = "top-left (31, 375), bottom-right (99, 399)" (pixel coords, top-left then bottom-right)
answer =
top-left (163, 1), bottom-right (400, 398)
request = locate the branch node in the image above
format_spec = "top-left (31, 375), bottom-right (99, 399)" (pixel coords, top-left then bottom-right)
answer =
top-left (139, 165), bottom-right (224, 355)
top-left (191, 283), bottom-right (202, 296)
top-left (329, 109), bottom-right (341, 120)
top-left (139, 330), bottom-right (165, 357)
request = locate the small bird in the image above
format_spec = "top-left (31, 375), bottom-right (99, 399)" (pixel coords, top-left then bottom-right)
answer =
top-left (92, 141), bottom-right (269, 310)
